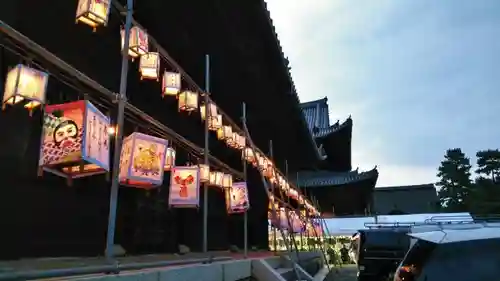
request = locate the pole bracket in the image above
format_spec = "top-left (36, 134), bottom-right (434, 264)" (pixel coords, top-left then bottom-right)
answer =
top-left (112, 93), bottom-right (127, 104)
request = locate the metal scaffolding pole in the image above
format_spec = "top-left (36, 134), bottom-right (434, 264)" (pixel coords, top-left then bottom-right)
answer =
top-left (242, 103), bottom-right (248, 258)
top-left (104, 0), bottom-right (133, 261)
top-left (202, 54), bottom-right (210, 253)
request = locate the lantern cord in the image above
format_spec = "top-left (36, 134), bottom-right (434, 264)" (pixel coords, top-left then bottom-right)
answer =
top-left (0, 21), bottom-right (242, 179)
top-left (109, 2), bottom-right (307, 205)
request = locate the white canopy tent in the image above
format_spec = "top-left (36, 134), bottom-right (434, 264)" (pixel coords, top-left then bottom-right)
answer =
top-left (324, 212), bottom-right (473, 236)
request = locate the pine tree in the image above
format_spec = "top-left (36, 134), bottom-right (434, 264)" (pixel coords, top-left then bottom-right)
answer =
top-left (471, 149), bottom-right (500, 214)
top-left (436, 148), bottom-right (472, 212)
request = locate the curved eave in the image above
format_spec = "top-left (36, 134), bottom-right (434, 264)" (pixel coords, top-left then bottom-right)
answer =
top-left (315, 117), bottom-right (352, 140)
top-left (316, 118), bottom-right (353, 171)
top-left (296, 167), bottom-right (378, 188)
top-left (258, 1), bottom-right (321, 163)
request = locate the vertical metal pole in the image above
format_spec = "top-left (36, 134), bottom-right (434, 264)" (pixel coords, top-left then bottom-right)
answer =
top-left (242, 103), bottom-right (248, 258)
top-left (203, 54), bottom-right (210, 253)
top-left (269, 140), bottom-right (277, 253)
top-left (105, 0), bottom-right (133, 261)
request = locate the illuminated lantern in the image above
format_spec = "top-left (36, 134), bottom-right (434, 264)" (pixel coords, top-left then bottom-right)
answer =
top-left (178, 91), bottom-right (198, 112)
top-left (139, 52), bottom-right (160, 80)
top-left (162, 71), bottom-right (181, 96)
top-left (243, 147), bottom-right (255, 163)
top-left (222, 173), bottom-right (233, 188)
top-left (236, 135), bottom-right (246, 149)
top-left (264, 161), bottom-right (274, 178)
top-left (121, 26), bottom-right (148, 59)
top-left (226, 132), bottom-right (237, 147)
top-left (163, 147), bottom-right (176, 171)
top-left (38, 100), bottom-right (110, 184)
top-left (225, 182), bottom-right (249, 214)
top-left (118, 132), bottom-right (168, 189)
top-left (169, 166), bottom-right (200, 208)
top-left (3, 64), bottom-right (48, 115)
top-left (75, 0), bottom-right (111, 31)
top-left (214, 171), bottom-right (224, 187)
top-left (208, 114), bottom-right (222, 131)
top-left (209, 171), bottom-right (217, 186)
top-left (217, 125), bottom-right (232, 140)
top-left (258, 156), bottom-right (267, 171)
top-left (200, 102), bottom-right (217, 121)
top-left (198, 164), bottom-right (210, 183)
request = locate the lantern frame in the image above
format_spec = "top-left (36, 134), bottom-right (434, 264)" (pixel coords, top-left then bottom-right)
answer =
top-left (75, 0), bottom-right (111, 30)
top-left (178, 91), bottom-right (198, 112)
top-left (198, 164), bottom-right (210, 183)
top-left (3, 64), bottom-right (48, 114)
top-left (208, 114), bottom-right (222, 131)
top-left (164, 147), bottom-right (176, 171)
top-left (121, 26), bottom-right (148, 58)
top-left (162, 71), bottom-right (181, 96)
top-left (139, 52), bottom-right (160, 80)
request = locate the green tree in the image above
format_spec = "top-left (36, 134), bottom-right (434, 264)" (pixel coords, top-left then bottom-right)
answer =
top-left (436, 148), bottom-right (473, 212)
top-left (470, 149), bottom-right (500, 214)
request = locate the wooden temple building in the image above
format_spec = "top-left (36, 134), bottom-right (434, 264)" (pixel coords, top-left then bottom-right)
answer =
top-left (296, 97), bottom-right (379, 217)
top-left (0, 0), bottom-right (330, 260)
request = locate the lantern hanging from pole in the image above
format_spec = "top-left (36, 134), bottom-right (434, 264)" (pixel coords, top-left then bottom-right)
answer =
top-left (162, 71), bottom-right (181, 96)
top-left (225, 181), bottom-right (249, 214)
top-left (38, 100), bottom-right (110, 184)
top-left (163, 147), bottom-right (176, 171)
top-left (200, 102), bottom-right (217, 121)
top-left (226, 132), bottom-right (237, 147)
top-left (178, 91), bottom-right (198, 112)
top-left (264, 161), bottom-right (274, 178)
top-left (209, 171), bottom-right (217, 186)
top-left (258, 156), bottom-right (267, 171)
top-left (222, 173), bottom-right (233, 189)
top-left (119, 132), bottom-right (168, 189)
top-left (217, 125), bottom-right (232, 141)
top-left (75, 0), bottom-right (111, 31)
top-left (215, 171), bottom-right (224, 187)
top-left (236, 135), bottom-right (246, 150)
top-left (198, 164), bottom-right (210, 183)
top-left (121, 26), bottom-right (148, 59)
top-left (169, 166), bottom-right (200, 208)
top-left (3, 64), bottom-right (48, 115)
top-left (139, 52), bottom-right (160, 80)
top-left (208, 114), bottom-right (222, 131)
top-left (243, 147), bottom-right (255, 163)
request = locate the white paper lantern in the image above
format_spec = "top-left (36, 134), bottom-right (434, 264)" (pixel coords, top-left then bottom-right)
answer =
top-left (198, 164), bottom-right (210, 183)
top-left (75, 0), bottom-right (111, 31)
top-left (121, 26), bottom-right (148, 59)
top-left (200, 102), bottom-right (217, 121)
top-left (208, 114), bottom-right (222, 131)
top-left (217, 125), bottom-right (232, 141)
top-left (3, 64), bottom-right (48, 114)
top-left (222, 173), bottom-right (233, 188)
top-left (139, 52), bottom-right (160, 80)
top-left (162, 71), bottom-right (181, 96)
top-left (178, 91), bottom-right (198, 112)
top-left (164, 147), bottom-right (176, 171)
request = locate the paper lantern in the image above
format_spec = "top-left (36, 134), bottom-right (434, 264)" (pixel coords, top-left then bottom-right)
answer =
top-left (198, 164), bottom-right (210, 183)
top-left (38, 100), bottom-right (110, 183)
top-left (139, 52), bottom-right (160, 80)
top-left (216, 125), bottom-right (232, 140)
top-left (225, 182), bottom-right (249, 214)
top-left (264, 161), bottom-right (274, 178)
top-left (222, 173), bottom-right (233, 188)
top-left (200, 102), bottom-right (217, 121)
top-left (178, 91), bottom-right (198, 112)
top-left (75, 0), bottom-right (110, 31)
top-left (243, 147), bottom-right (255, 163)
top-left (169, 166), bottom-right (200, 207)
top-left (208, 114), bottom-right (222, 131)
top-left (214, 171), bottom-right (224, 187)
top-left (162, 71), bottom-right (181, 96)
top-left (118, 132), bottom-right (168, 189)
top-left (236, 135), bottom-right (246, 149)
top-left (3, 64), bottom-right (48, 115)
top-left (226, 132), bottom-right (238, 147)
top-left (121, 26), bottom-right (148, 59)
top-left (163, 147), bottom-right (176, 171)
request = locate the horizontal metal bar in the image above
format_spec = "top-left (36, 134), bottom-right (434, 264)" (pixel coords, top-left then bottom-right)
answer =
top-left (0, 19), bottom-right (242, 179)
top-left (0, 256), bottom-right (232, 280)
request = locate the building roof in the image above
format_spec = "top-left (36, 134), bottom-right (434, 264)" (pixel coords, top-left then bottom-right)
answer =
top-left (295, 168), bottom-right (378, 188)
top-left (299, 97), bottom-right (351, 138)
top-left (373, 184), bottom-right (439, 215)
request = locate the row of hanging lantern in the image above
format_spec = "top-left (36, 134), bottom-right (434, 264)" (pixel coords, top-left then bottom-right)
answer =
top-left (73, 0), bottom-right (318, 215)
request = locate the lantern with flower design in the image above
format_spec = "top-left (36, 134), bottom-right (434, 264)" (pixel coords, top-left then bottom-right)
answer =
top-left (139, 52), bottom-right (160, 80)
top-left (162, 71), bottom-right (181, 96)
top-left (178, 91), bottom-right (198, 112)
top-left (3, 64), bottom-right (48, 115)
top-left (198, 164), bottom-right (210, 183)
top-left (163, 147), bottom-right (176, 171)
top-left (217, 125), bottom-right (232, 141)
top-left (121, 26), bottom-right (148, 59)
top-left (75, 0), bottom-right (111, 31)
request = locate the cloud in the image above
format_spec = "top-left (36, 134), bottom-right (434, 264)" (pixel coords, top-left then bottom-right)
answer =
top-left (265, 0), bottom-right (500, 187)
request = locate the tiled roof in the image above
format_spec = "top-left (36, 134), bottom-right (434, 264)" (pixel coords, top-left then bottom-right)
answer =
top-left (299, 97), bottom-right (350, 138)
top-left (294, 167), bottom-right (378, 188)
top-left (373, 184), bottom-right (439, 215)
